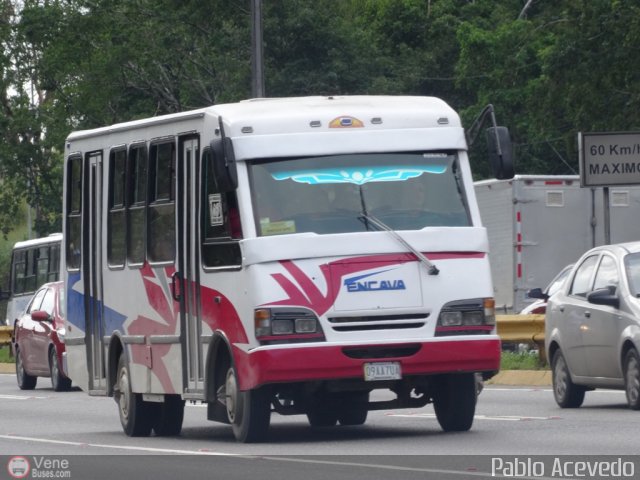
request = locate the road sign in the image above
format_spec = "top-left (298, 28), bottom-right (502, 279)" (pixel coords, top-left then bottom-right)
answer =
top-left (579, 131), bottom-right (640, 187)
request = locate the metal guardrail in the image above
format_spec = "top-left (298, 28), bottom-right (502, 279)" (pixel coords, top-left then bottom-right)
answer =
top-left (0, 326), bottom-right (12, 348)
top-left (496, 314), bottom-right (546, 362)
top-left (0, 316), bottom-right (546, 358)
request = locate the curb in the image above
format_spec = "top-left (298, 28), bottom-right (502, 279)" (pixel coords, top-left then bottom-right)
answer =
top-left (0, 363), bottom-right (14, 374)
top-left (0, 363), bottom-right (552, 386)
top-left (487, 369), bottom-right (551, 386)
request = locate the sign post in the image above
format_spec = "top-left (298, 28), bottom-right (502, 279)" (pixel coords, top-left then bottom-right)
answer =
top-left (579, 131), bottom-right (640, 244)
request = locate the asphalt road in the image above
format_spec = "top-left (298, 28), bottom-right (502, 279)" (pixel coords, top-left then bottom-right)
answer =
top-left (1, 372), bottom-right (639, 479)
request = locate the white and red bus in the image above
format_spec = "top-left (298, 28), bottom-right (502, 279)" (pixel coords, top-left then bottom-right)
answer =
top-left (62, 96), bottom-right (513, 442)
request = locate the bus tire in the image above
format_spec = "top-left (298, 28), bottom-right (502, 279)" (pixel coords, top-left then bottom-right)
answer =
top-left (552, 350), bottom-right (585, 408)
top-left (50, 349), bottom-right (71, 392)
top-left (16, 348), bottom-right (37, 390)
top-left (433, 373), bottom-right (476, 432)
top-left (307, 407), bottom-right (338, 427)
top-left (337, 392), bottom-right (369, 426)
top-left (225, 366), bottom-right (271, 443)
top-left (153, 395), bottom-right (185, 436)
top-left (116, 354), bottom-right (154, 437)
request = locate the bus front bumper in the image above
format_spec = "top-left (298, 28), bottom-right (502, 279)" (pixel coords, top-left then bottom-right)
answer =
top-left (233, 338), bottom-right (501, 391)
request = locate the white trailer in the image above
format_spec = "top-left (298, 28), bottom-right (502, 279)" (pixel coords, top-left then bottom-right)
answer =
top-left (475, 175), bottom-right (640, 313)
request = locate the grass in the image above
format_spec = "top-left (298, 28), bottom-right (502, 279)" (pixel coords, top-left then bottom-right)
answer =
top-left (501, 350), bottom-right (547, 370)
top-left (0, 346), bottom-right (14, 363)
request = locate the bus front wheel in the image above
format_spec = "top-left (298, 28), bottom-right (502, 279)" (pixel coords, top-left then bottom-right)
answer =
top-left (433, 373), bottom-right (476, 432)
top-left (224, 366), bottom-right (271, 443)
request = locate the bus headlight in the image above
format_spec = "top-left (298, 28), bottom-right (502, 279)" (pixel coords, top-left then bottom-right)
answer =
top-left (435, 298), bottom-right (495, 336)
top-left (254, 308), bottom-right (324, 345)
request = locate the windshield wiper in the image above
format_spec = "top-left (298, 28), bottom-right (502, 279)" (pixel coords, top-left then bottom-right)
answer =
top-left (358, 212), bottom-right (440, 276)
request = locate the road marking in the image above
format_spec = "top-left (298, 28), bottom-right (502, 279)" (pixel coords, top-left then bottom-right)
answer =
top-left (387, 413), bottom-right (561, 421)
top-left (0, 434), bottom-right (242, 456)
top-left (0, 394), bottom-right (50, 400)
top-left (0, 433), bottom-right (509, 478)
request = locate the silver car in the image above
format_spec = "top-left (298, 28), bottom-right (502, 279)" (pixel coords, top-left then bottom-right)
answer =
top-left (545, 242), bottom-right (640, 409)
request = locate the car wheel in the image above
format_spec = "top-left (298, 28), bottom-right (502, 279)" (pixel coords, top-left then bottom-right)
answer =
top-left (433, 373), bottom-right (476, 432)
top-left (15, 348), bottom-right (37, 390)
top-left (116, 354), bottom-right (154, 437)
top-left (624, 349), bottom-right (640, 410)
top-left (224, 366), bottom-right (271, 442)
top-left (49, 349), bottom-right (72, 392)
top-left (551, 350), bottom-right (585, 408)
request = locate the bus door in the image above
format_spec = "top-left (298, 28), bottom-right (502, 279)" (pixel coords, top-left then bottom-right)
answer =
top-left (176, 136), bottom-right (204, 394)
top-left (83, 151), bottom-right (106, 393)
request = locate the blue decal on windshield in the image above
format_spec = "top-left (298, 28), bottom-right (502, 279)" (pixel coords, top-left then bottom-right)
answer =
top-left (272, 165), bottom-right (447, 185)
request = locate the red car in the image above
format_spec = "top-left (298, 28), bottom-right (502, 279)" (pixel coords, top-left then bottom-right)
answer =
top-left (12, 281), bottom-right (71, 391)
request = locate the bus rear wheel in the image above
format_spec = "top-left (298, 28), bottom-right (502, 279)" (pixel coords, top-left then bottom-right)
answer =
top-left (337, 392), bottom-right (369, 426)
top-left (116, 354), bottom-right (154, 437)
top-left (433, 373), bottom-right (476, 432)
top-left (224, 366), bottom-right (271, 443)
top-left (153, 395), bottom-right (185, 436)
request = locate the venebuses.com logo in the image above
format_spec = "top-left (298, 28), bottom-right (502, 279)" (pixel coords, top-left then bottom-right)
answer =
top-left (6, 456), bottom-right (71, 478)
top-left (7, 456), bottom-right (30, 479)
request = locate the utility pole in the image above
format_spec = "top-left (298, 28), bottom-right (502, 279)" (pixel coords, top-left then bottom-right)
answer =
top-left (251, 0), bottom-right (265, 98)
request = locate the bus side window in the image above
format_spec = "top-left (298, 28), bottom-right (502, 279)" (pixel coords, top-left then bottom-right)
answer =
top-left (65, 155), bottom-right (82, 271)
top-left (12, 250), bottom-right (26, 294)
top-left (108, 147), bottom-right (127, 268)
top-left (128, 144), bottom-right (147, 266)
top-left (25, 249), bottom-right (37, 293)
top-left (36, 246), bottom-right (50, 286)
top-left (148, 140), bottom-right (176, 263)
top-left (49, 243), bottom-right (60, 282)
top-left (201, 148), bottom-right (241, 268)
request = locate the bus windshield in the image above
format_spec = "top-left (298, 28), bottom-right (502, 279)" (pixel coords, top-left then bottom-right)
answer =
top-left (249, 152), bottom-right (470, 237)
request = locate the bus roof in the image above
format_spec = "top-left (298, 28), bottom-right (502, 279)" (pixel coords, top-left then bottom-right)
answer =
top-left (13, 233), bottom-right (62, 251)
top-left (65, 96), bottom-right (468, 161)
top-left (65, 95), bottom-right (462, 143)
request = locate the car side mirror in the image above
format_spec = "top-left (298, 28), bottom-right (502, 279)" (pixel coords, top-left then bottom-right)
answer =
top-left (527, 287), bottom-right (548, 301)
top-left (587, 287), bottom-right (619, 309)
top-left (31, 310), bottom-right (52, 322)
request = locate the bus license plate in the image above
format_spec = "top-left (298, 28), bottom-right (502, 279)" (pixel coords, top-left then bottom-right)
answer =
top-left (363, 362), bottom-right (402, 381)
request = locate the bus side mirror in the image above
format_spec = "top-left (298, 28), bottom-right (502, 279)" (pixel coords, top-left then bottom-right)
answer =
top-left (486, 126), bottom-right (514, 180)
top-left (210, 117), bottom-right (238, 192)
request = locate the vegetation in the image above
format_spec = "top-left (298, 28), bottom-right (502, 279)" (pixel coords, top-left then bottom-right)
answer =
top-left (0, 0), bottom-right (638, 258)
top-left (501, 350), bottom-right (547, 370)
top-left (0, 346), bottom-right (14, 363)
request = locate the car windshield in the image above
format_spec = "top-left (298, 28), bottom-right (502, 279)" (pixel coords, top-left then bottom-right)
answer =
top-left (248, 152), bottom-right (470, 237)
top-left (625, 253), bottom-right (640, 297)
top-left (546, 265), bottom-right (573, 297)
